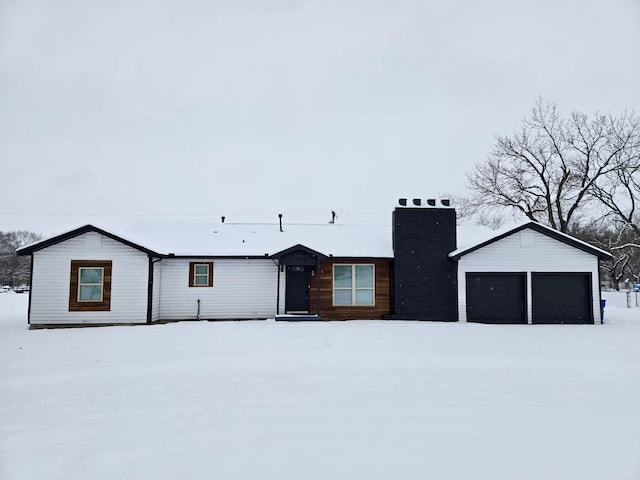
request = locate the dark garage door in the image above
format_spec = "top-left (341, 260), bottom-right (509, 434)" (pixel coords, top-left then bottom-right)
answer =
top-left (532, 273), bottom-right (592, 324)
top-left (466, 273), bottom-right (527, 324)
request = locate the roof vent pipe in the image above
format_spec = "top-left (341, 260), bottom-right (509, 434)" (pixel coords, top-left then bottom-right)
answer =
top-left (278, 213), bottom-right (283, 232)
top-left (221, 216), bottom-right (225, 223)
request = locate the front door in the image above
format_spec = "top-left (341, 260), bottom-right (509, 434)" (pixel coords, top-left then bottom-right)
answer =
top-left (285, 266), bottom-right (310, 313)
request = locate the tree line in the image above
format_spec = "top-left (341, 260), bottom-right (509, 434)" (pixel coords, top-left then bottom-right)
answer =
top-left (462, 98), bottom-right (640, 290)
top-left (0, 231), bottom-right (41, 287)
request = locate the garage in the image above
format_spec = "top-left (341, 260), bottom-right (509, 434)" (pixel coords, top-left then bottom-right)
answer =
top-left (532, 273), bottom-right (593, 324)
top-left (452, 222), bottom-right (612, 324)
top-left (465, 273), bottom-right (527, 324)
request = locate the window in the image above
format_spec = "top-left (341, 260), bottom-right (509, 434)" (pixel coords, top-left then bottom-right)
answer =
top-left (69, 260), bottom-right (112, 311)
top-left (78, 267), bottom-right (104, 301)
top-left (189, 262), bottom-right (213, 287)
top-left (333, 264), bottom-right (374, 306)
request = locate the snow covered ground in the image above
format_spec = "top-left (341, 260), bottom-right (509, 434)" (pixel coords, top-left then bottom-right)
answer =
top-left (1, 293), bottom-right (639, 480)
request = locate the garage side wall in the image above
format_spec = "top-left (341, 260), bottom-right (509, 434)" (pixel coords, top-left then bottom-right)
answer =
top-left (30, 234), bottom-right (150, 325)
top-left (157, 258), bottom-right (281, 320)
top-left (457, 229), bottom-right (602, 324)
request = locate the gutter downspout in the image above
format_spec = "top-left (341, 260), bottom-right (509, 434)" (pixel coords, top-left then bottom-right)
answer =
top-left (273, 258), bottom-right (281, 315)
top-left (146, 257), bottom-right (163, 324)
top-left (27, 254), bottom-right (34, 326)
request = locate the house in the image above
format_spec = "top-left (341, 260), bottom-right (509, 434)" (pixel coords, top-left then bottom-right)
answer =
top-left (17, 200), bottom-right (612, 327)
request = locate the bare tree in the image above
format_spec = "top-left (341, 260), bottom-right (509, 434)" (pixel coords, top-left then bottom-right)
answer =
top-left (467, 99), bottom-right (640, 233)
top-left (590, 138), bottom-right (640, 237)
top-left (0, 231), bottom-right (41, 286)
top-left (572, 219), bottom-right (640, 290)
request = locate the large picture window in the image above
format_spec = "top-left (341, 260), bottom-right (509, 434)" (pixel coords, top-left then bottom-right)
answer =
top-left (189, 262), bottom-right (214, 287)
top-left (333, 264), bottom-right (375, 306)
top-left (69, 260), bottom-right (112, 311)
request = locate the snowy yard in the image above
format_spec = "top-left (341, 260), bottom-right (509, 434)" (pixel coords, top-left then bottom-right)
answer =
top-left (1, 293), bottom-right (639, 480)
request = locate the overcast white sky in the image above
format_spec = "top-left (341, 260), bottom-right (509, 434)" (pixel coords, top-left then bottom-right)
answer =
top-left (1, 0), bottom-right (639, 235)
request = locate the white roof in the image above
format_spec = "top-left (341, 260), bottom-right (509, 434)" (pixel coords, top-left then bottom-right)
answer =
top-left (17, 216), bottom-right (495, 259)
top-left (125, 221), bottom-right (394, 257)
top-left (449, 221), bottom-right (613, 259)
top-left (123, 221), bottom-right (493, 258)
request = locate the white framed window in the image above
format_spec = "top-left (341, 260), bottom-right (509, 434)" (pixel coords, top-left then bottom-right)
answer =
top-left (190, 262), bottom-right (213, 287)
top-left (333, 264), bottom-right (375, 306)
top-left (78, 267), bottom-right (105, 301)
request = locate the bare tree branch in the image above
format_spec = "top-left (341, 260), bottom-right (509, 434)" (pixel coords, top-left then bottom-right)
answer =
top-left (466, 99), bottom-right (640, 234)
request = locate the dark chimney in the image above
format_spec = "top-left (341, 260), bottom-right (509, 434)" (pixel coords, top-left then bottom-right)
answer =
top-left (392, 206), bottom-right (457, 321)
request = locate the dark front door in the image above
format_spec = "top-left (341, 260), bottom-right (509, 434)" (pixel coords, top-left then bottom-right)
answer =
top-left (532, 273), bottom-right (592, 324)
top-left (285, 266), bottom-right (310, 313)
top-left (466, 273), bottom-right (527, 324)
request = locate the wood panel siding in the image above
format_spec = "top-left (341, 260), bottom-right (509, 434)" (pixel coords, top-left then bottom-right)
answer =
top-left (310, 258), bottom-right (392, 320)
top-left (68, 260), bottom-right (112, 311)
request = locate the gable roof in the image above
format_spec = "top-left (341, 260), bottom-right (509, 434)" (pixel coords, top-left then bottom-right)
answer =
top-left (270, 244), bottom-right (329, 260)
top-left (449, 222), bottom-right (613, 261)
top-left (17, 219), bottom-right (611, 262)
top-left (16, 224), bottom-right (162, 257)
top-left (124, 221), bottom-right (395, 258)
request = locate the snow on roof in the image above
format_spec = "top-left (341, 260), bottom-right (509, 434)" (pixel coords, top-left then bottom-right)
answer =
top-left (16, 215), bottom-right (498, 259)
top-left (16, 223), bottom-right (163, 256)
top-left (455, 225), bottom-right (495, 251)
top-left (123, 220), bottom-right (495, 258)
top-left (125, 221), bottom-right (395, 257)
top-left (449, 221), bottom-right (613, 260)
top-left (449, 222), bottom-right (523, 257)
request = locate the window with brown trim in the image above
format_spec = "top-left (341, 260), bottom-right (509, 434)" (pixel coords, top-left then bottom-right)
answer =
top-left (189, 262), bottom-right (214, 287)
top-left (69, 260), bottom-right (112, 311)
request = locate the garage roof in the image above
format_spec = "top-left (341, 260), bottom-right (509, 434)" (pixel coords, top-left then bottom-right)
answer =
top-left (449, 222), bottom-right (613, 261)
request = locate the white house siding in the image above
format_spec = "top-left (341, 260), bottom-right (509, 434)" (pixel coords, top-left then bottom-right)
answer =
top-left (151, 259), bottom-right (161, 322)
top-left (457, 228), bottom-right (603, 324)
top-left (156, 258), bottom-right (281, 320)
top-left (30, 233), bottom-right (150, 325)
